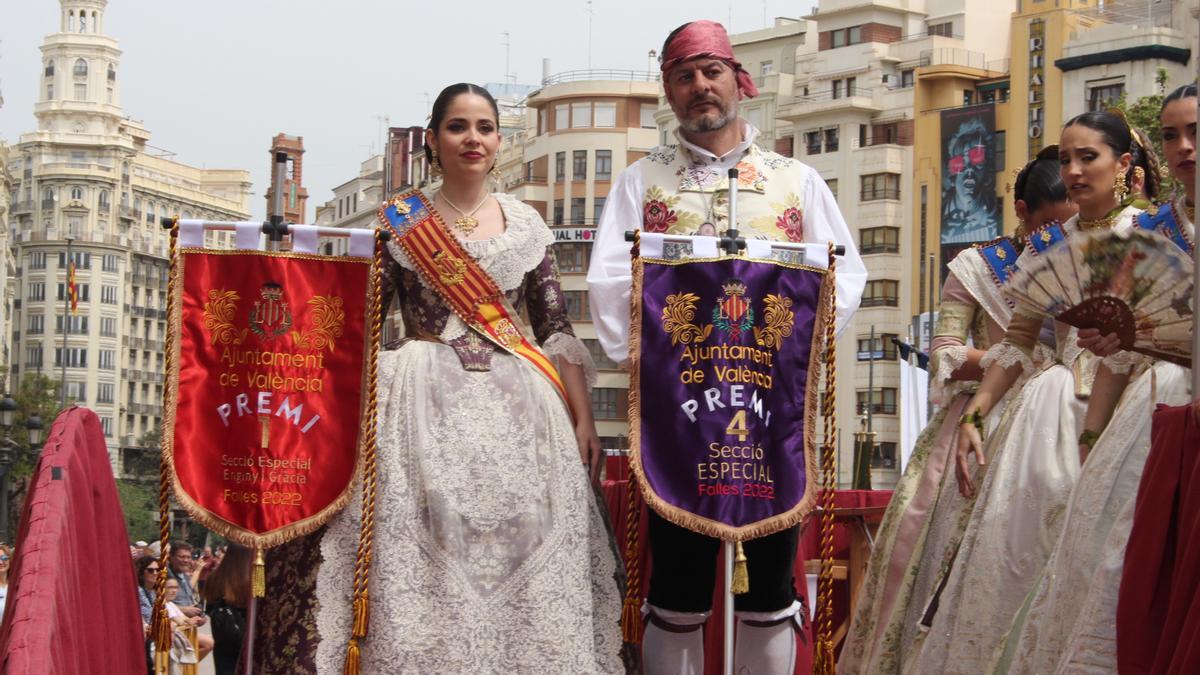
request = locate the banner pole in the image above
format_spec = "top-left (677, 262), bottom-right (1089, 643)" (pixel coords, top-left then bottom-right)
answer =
top-left (724, 540), bottom-right (735, 674)
top-left (241, 151), bottom-right (289, 675)
top-left (721, 166), bottom-right (743, 675)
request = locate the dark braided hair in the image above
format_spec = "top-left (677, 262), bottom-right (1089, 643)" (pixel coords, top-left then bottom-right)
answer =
top-left (423, 83), bottom-right (500, 166)
top-left (1063, 110), bottom-right (1161, 199)
top-left (1013, 144), bottom-right (1068, 214)
top-left (1162, 83), bottom-right (1198, 112)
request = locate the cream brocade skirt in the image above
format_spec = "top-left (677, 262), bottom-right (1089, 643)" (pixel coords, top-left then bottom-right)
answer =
top-left (313, 342), bottom-right (623, 674)
top-left (903, 363), bottom-right (1085, 674)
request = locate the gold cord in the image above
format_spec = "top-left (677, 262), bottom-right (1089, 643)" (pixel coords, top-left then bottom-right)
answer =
top-left (343, 228), bottom-right (384, 675)
top-left (813, 242), bottom-right (839, 675)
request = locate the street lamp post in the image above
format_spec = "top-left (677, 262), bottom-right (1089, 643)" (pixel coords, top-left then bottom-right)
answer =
top-left (0, 393), bottom-right (44, 544)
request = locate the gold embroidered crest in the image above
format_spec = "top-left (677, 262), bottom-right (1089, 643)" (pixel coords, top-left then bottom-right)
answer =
top-left (202, 289), bottom-right (248, 345)
top-left (432, 250), bottom-right (467, 286)
top-left (291, 296), bottom-right (346, 353)
top-left (493, 318), bottom-right (524, 348)
top-left (753, 294), bottom-right (795, 351)
top-left (661, 293), bottom-right (713, 346)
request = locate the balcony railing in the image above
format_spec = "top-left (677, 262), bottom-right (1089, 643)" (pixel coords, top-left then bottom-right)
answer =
top-left (12, 201), bottom-right (33, 214)
top-left (541, 69), bottom-right (659, 86)
top-left (794, 86), bottom-right (875, 104)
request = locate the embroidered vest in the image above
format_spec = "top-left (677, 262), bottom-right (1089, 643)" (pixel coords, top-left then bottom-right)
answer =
top-left (1135, 201), bottom-right (1195, 253)
top-left (637, 143), bottom-right (812, 242)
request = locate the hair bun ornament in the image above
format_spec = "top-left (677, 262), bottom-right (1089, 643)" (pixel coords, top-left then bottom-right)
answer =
top-left (1005, 167), bottom-right (1023, 195)
top-left (1104, 106), bottom-right (1144, 150)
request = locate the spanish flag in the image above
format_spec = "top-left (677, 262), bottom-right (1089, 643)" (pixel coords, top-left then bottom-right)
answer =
top-left (67, 261), bottom-right (78, 315)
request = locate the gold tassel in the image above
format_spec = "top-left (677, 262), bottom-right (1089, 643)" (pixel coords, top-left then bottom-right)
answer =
top-left (731, 541), bottom-right (749, 595)
top-left (351, 591), bottom-right (370, 638)
top-left (343, 637), bottom-right (361, 675)
top-left (252, 548), bottom-right (265, 598)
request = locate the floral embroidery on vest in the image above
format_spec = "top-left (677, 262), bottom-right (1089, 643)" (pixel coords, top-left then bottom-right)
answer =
top-left (769, 193), bottom-right (804, 242)
top-left (643, 185), bottom-right (704, 233)
top-left (639, 143), bottom-right (808, 240)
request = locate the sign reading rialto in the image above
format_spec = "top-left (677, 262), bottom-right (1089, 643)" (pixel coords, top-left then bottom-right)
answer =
top-left (631, 254), bottom-right (828, 540)
top-left (167, 249), bottom-right (375, 543)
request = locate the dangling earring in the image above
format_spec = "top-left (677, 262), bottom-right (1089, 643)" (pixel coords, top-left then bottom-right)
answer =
top-left (1113, 170), bottom-right (1129, 202)
top-left (1132, 166), bottom-right (1146, 192)
top-left (490, 162), bottom-right (501, 179)
top-left (430, 151), bottom-right (442, 178)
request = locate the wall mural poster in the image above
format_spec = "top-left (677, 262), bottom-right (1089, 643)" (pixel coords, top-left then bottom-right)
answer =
top-left (940, 105), bottom-right (1001, 245)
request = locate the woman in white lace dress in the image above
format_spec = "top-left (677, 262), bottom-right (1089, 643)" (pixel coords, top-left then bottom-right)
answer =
top-left (902, 110), bottom-right (1158, 674)
top-left (989, 86), bottom-right (1194, 675)
top-left (307, 83), bottom-right (622, 673)
top-left (837, 148), bottom-right (1071, 675)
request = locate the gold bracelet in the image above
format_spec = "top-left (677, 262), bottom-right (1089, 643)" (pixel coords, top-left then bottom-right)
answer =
top-left (958, 408), bottom-right (984, 434)
top-left (1078, 429), bottom-right (1101, 448)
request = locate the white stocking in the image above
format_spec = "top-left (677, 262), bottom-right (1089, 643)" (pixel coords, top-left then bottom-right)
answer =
top-left (734, 601), bottom-right (801, 674)
top-left (642, 604), bottom-right (708, 675)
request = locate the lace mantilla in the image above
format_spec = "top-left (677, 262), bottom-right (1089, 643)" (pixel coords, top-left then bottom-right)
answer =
top-left (387, 192), bottom-right (555, 293)
top-left (930, 345), bottom-right (970, 407)
top-left (542, 332), bottom-right (597, 389)
top-left (981, 342), bottom-right (1034, 376)
top-left (1100, 349), bottom-right (1149, 375)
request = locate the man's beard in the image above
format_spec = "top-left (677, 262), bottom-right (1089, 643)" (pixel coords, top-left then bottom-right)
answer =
top-left (679, 100), bottom-right (736, 133)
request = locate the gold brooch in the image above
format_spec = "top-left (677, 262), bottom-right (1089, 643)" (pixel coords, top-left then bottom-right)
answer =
top-left (392, 197), bottom-right (412, 215)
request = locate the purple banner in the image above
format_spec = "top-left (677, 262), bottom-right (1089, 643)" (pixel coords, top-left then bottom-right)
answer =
top-left (631, 256), bottom-right (827, 540)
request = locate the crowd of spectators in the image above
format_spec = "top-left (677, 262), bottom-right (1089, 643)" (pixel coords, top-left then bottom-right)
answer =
top-left (131, 539), bottom-right (247, 675)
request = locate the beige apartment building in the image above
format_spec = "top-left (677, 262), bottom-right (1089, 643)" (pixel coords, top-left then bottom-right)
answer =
top-left (5, 0), bottom-right (251, 471)
top-left (649, 4), bottom-right (1002, 487)
top-left (495, 71), bottom-right (661, 448)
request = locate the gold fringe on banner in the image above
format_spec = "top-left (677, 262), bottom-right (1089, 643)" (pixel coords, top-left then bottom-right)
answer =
top-left (731, 541), bottom-right (750, 595)
top-left (343, 229), bottom-right (384, 675)
top-left (812, 242), bottom-right (839, 675)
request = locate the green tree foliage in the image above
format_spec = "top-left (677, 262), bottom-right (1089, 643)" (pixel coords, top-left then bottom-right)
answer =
top-left (1111, 68), bottom-right (1185, 198)
top-left (9, 373), bottom-right (61, 479)
top-left (116, 478), bottom-right (159, 542)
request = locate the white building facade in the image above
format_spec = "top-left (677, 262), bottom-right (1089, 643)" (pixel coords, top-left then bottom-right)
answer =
top-left (5, 0), bottom-right (251, 472)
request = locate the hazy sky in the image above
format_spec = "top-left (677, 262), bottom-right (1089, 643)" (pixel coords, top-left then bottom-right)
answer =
top-left (2, 0), bottom-right (808, 219)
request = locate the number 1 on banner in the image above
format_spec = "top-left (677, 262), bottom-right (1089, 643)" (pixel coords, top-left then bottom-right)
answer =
top-left (725, 410), bottom-right (749, 441)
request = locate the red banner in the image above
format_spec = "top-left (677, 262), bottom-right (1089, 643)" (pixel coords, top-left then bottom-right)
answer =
top-left (166, 249), bottom-right (376, 544)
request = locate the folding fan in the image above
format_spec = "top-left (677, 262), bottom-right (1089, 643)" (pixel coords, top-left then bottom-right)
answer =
top-left (1005, 228), bottom-right (1194, 367)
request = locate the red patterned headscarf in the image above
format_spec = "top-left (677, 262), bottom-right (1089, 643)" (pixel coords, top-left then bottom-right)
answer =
top-left (660, 20), bottom-right (759, 98)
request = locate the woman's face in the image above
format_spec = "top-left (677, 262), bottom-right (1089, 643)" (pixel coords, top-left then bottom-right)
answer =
top-left (425, 93), bottom-right (500, 184)
top-left (164, 580), bottom-right (179, 601)
top-left (0, 549), bottom-right (10, 573)
top-left (1026, 200), bottom-right (1078, 232)
top-left (1059, 124), bottom-right (1131, 214)
top-left (1161, 97), bottom-right (1197, 192)
top-left (143, 563), bottom-right (160, 589)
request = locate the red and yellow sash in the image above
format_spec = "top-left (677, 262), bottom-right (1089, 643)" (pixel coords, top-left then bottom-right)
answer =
top-left (377, 190), bottom-right (570, 407)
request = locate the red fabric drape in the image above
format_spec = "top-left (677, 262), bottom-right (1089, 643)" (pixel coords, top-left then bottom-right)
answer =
top-left (0, 407), bottom-right (145, 674)
top-left (603, 468), bottom-right (890, 674)
top-left (1117, 403), bottom-right (1200, 674)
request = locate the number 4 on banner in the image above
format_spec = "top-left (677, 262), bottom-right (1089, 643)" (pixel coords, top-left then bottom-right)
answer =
top-left (725, 410), bottom-right (749, 441)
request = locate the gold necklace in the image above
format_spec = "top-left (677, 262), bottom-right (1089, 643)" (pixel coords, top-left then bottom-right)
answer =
top-left (1077, 205), bottom-right (1124, 231)
top-left (438, 190), bottom-right (490, 235)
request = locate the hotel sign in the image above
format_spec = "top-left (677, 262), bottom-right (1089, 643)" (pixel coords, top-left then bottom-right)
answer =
top-left (553, 227), bottom-right (597, 243)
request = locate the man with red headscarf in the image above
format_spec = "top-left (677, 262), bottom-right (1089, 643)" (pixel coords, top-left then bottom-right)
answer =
top-left (588, 19), bottom-right (865, 675)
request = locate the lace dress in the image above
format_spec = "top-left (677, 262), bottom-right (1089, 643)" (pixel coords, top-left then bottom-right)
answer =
top-left (991, 202), bottom-right (1194, 674)
top-left (901, 210), bottom-right (1142, 674)
top-left (838, 244), bottom-right (1045, 674)
top-left (248, 193), bottom-right (623, 674)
